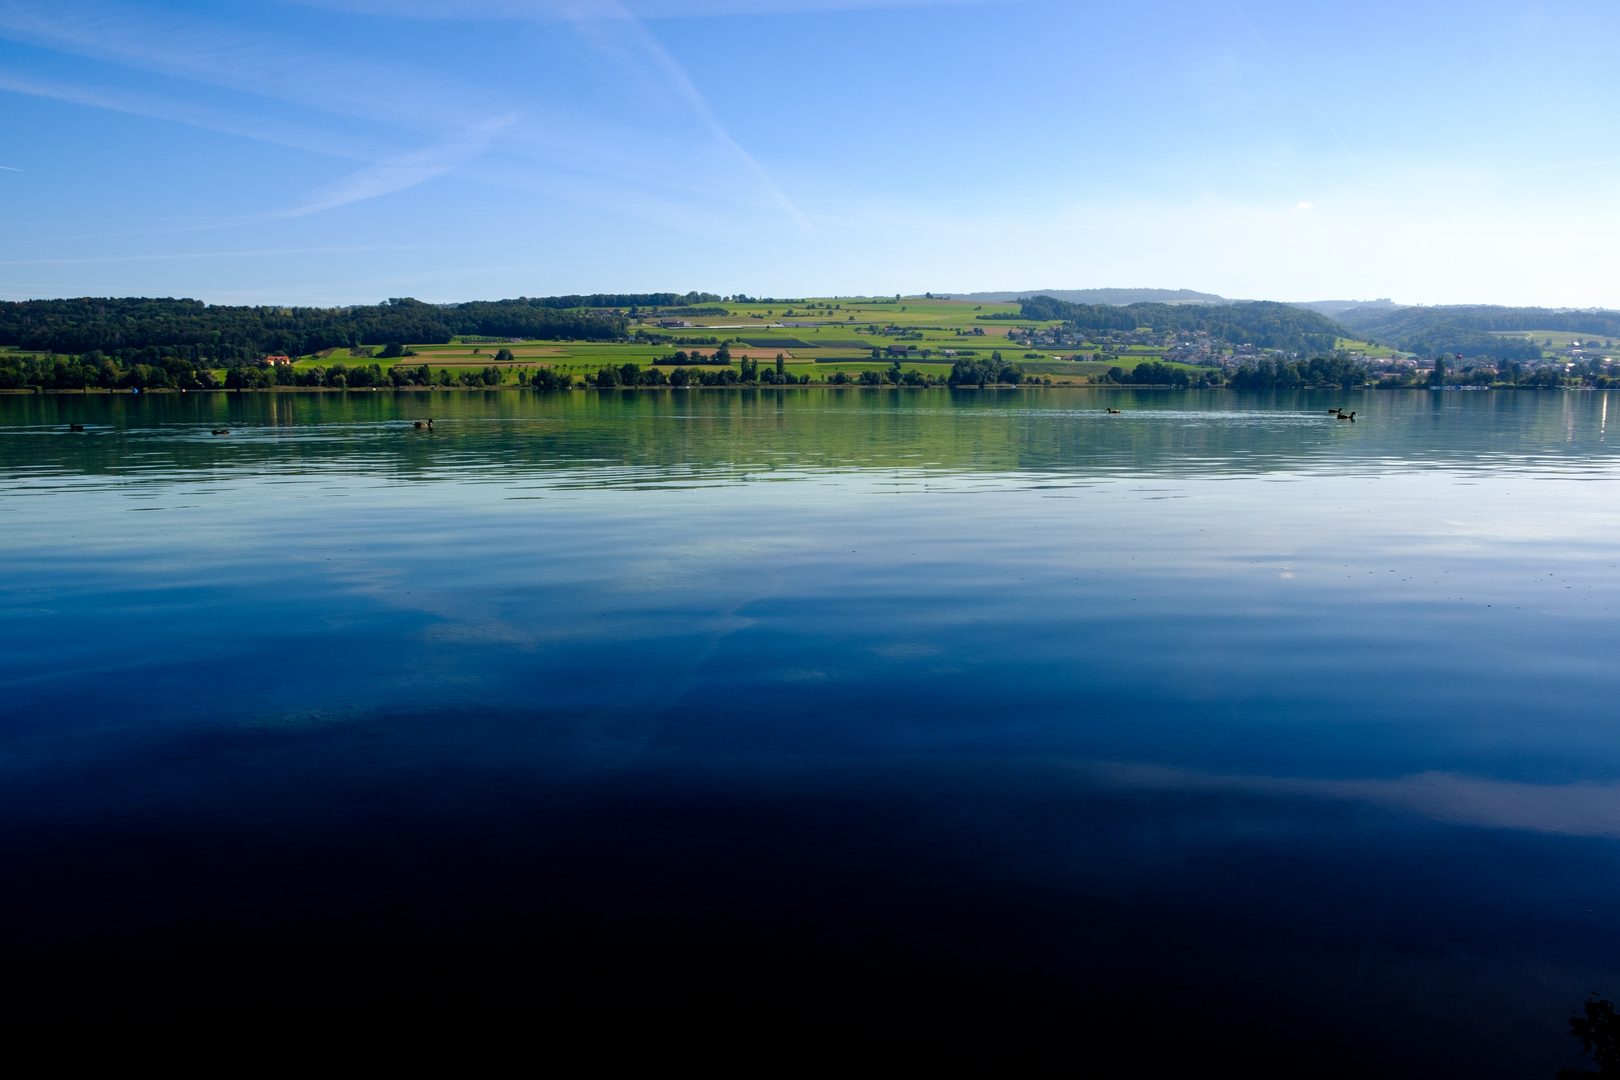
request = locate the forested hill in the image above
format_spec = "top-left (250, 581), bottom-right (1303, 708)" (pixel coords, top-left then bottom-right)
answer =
top-left (0, 296), bottom-right (630, 359)
top-left (1017, 297), bottom-right (1345, 356)
top-left (1336, 305), bottom-right (1620, 360)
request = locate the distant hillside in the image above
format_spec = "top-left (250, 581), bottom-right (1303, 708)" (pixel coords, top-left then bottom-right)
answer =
top-left (1016, 296), bottom-right (1347, 356)
top-left (1289, 299), bottom-right (1406, 319)
top-left (961, 288), bottom-right (1230, 306)
top-left (1339, 305), bottom-right (1620, 358)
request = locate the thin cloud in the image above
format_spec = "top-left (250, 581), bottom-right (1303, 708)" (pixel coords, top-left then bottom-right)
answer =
top-left (0, 67), bottom-right (385, 163)
top-left (283, 0), bottom-right (810, 229)
top-left (1230, 1), bottom-right (1356, 163)
top-left (567, 1), bottom-right (810, 230)
top-left (0, 0), bottom-right (804, 224)
top-left (285, 114), bottom-right (518, 217)
top-left (288, 0), bottom-right (999, 18)
top-left (0, 1), bottom-right (507, 137)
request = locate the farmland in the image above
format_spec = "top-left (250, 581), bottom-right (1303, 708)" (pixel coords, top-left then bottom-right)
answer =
top-left (282, 296), bottom-right (1228, 387)
top-left (15, 290), bottom-right (1592, 394)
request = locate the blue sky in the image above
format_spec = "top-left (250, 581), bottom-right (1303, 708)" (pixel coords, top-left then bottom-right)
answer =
top-left (1, 0), bottom-right (1616, 306)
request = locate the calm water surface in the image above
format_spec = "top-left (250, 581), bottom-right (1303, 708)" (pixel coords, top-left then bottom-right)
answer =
top-left (5, 388), bottom-right (1620, 1071)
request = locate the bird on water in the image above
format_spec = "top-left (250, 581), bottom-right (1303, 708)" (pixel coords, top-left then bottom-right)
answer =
top-left (211, 429), bottom-right (230, 435)
top-left (69, 424), bottom-right (84, 431)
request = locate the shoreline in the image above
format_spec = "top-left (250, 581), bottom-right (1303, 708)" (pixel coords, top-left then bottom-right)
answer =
top-left (3, 384), bottom-right (1610, 396)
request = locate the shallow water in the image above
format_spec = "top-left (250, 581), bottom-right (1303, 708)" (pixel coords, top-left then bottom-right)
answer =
top-left (4, 387), bottom-right (1620, 1070)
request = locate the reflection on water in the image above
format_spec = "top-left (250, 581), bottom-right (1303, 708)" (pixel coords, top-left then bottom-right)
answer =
top-left (3, 388), bottom-right (1619, 1073)
top-left (6, 387), bottom-right (1620, 489)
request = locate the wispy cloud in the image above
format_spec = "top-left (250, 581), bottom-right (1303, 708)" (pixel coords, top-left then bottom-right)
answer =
top-left (0, 0), bottom-right (807, 224)
top-left (284, 114), bottom-right (519, 216)
top-left (0, 66), bottom-right (385, 162)
top-left (289, 0), bottom-right (997, 18)
top-left (269, 0), bottom-right (809, 226)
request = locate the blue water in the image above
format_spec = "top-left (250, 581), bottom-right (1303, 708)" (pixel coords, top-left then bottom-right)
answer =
top-left (5, 388), bottom-right (1620, 1070)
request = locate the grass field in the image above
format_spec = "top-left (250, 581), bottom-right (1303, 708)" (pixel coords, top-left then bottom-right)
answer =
top-left (1336, 337), bottom-right (1402, 358)
top-left (1490, 330), bottom-right (1616, 350)
top-left (268, 296), bottom-right (1287, 383)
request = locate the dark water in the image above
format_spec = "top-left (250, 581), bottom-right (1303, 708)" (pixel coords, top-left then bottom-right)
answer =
top-left (5, 388), bottom-right (1620, 1070)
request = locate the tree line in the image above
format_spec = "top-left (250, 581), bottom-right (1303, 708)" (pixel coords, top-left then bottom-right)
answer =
top-left (524, 292), bottom-right (721, 310)
top-left (0, 296), bottom-right (626, 358)
top-left (0, 350), bottom-right (521, 390)
top-left (1099, 361), bottom-right (1218, 387)
top-left (225, 363), bottom-right (508, 389)
top-left (1375, 356), bottom-right (1615, 389)
top-left (0, 350), bottom-right (218, 390)
top-left (584, 359), bottom-right (817, 387)
top-left (947, 353), bottom-right (1024, 387)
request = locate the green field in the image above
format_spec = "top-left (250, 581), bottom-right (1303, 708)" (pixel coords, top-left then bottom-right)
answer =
top-left (1490, 330), bottom-right (1616, 351)
top-left (1335, 337), bottom-right (1403, 359)
top-left (268, 296), bottom-right (1249, 385)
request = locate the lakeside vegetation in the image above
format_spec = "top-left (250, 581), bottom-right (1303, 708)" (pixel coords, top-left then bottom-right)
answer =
top-left (3, 291), bottom-right (1617, 394)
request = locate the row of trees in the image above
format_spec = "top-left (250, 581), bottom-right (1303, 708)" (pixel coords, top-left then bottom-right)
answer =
top-left (0, 296), bottom-right (626, 357)
top-left (1099, 361), bottom-right (1215, 387)
top-left (0, 350), bottom-right (220, 389)
top-left (1093, 355), bottom-right (1373, 390)
top-left (947, 354), bottom-right (1024, 386)
top-left (224, 363), bottom-right (507, 390)
top-left (658, 347), bottom-right (736, 365)
top-left (585, 360), bottom-right (817, 387)
top-left (1375, 358), bottom-right (1599, 388)
top-left (1227, 356), bottom-right (1370, 389)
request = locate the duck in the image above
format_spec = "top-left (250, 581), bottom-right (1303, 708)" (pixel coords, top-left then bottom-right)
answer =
top-left (211, 429), bottom-right (230, 435)
top-left (69, 423), bottom-right (85, 431)
top-left (1106, 408), bottom-right (1121, 414)
top-left (1335, 411), bottom-right (1356, 421)
top-left (412, 421), bottom-right (426, 429)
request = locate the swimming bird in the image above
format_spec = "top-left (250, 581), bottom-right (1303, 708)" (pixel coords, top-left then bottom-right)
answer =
top-left (211, 429), bottom-right (230, 435)
top-left (1106, 408), bottom-right (1121, 414)
top-left (1335, 411), bottom-right (1356, 421)
top-left (427, 418), bottom-right (435, 431)
top-left (69, 423), bottom-right (84, 431)
top-left (412, 421), bottom-right (426, 429)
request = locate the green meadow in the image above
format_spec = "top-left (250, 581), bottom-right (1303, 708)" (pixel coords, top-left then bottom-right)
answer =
top-left (1489, 330), bottom-right (1616, 349)
top-left (278, 296), bottom-right (1226, 386)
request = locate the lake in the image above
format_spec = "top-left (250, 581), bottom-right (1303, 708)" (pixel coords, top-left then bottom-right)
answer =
top-left (4, 387), bottom-right (1619, 1072)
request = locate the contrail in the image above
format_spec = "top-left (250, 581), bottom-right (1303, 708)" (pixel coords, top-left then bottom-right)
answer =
top-left (1231, 1), bottom-right (1356, 163)
top-left (0, 165), bottom-right (20, 171)
top-left (565, 0), bottom-right (811, 232)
